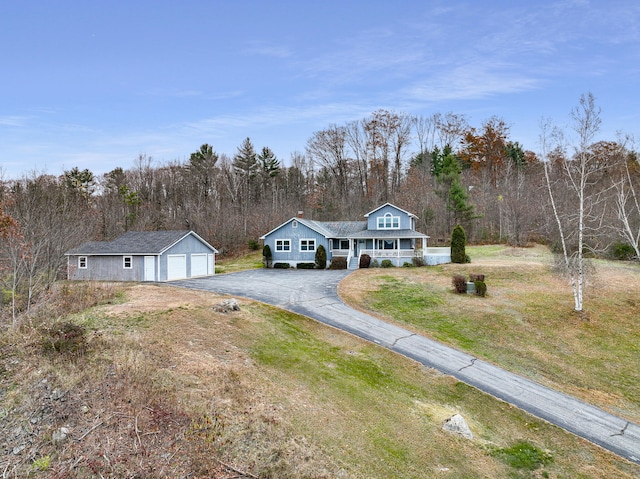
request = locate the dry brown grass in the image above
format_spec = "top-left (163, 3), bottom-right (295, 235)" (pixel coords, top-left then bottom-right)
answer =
top-left (340, 244), bottom-right (640, 424)
top-left (1, 266), bottom-right (639, 478)
top-left (0, 284), bottom-right (346, 478)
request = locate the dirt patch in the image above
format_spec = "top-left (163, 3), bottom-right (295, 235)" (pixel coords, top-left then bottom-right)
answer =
top-left (103, 283), bottom-right (229, 315)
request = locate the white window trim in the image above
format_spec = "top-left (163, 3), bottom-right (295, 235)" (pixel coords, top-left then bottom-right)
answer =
top-left (123, 255), bottom-right (133, 269)
top-left (275, 239), bottom-right (291, 252)
top-left (377, 213), bottom-right (400, 230)
top-left (292, 220), bottom-right (298, 228)
top-left (78, 256), bottom-right (87, 269)
top-left (299, 238), bottom-right (316, 252)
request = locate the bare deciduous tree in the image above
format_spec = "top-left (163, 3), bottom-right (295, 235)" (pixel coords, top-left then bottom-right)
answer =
top-left (540, 93), bottom-right (609, 312)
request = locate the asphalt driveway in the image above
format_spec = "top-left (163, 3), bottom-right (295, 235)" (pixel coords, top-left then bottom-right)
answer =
top-left (172, 269), bottom-right (640, 465)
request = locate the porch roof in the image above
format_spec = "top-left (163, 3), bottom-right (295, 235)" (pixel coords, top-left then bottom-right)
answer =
top-left (347, 229), bottom-right (429, 239)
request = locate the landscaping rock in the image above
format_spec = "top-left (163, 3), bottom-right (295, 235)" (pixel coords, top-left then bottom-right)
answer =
top-left (52, 427), bottom-right (70, 443)
top-left (442, 414), bottom-right (473, 439)
top-left (213, 298), bottom-right (240, 313)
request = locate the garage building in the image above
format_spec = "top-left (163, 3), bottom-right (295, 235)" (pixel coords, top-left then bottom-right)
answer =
top-left (65, 230), bottom-right (218, 282)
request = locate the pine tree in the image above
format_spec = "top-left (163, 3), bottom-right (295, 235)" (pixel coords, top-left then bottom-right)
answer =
top-left (451, 224), bottom-right (468, 263)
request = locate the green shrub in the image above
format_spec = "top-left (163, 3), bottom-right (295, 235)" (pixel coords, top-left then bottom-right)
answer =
top-left (371, 259), bottom-right (379, 268)
top-left (381, 259), bottom-right (394, 268)
top-left (452, 275), bottom-right (467, 294)
top-left (402, 262), bottom-right (413, 267)
top-left (296, 262), bottom-right (316, 269)
top-left (262, 244), bottom-right (272, 267)
top-left (451, 224), bottom-right (468, 264)
top-left (610, 241), bottom-right (636, 261)
top-left (474, 280), bottom-right (487, 297)
top-left (329, 257), bottom-right (347, 270)
top-left (248, 239), bottom-right (260, 251)
top-left (359, 254), bottom-right (371, 268)
top-left (273, 262), bottom-right (290, 269)
top-left (315, 244), bottom-right (327, 270)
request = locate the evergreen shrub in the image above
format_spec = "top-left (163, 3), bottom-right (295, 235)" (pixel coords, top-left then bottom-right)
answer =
top-left (315, 245), bottom-right (327, 270)
top-left (451, 224), bottom-right (468, 264)
top-left (610, 242), bottom-right (636, 261)
top-left (474, 280), bottom-right (487, 297)
top-left (273, 263), bottom-right (290, 269)
top-left (381, 259), bottom-right (394, 268)
top-left (296, 262), bottom-right (316, 269)
top-left (262, 244), bottom-right (272, 267)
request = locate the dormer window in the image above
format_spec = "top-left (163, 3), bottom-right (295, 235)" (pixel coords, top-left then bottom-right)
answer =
top-left (377, 213), bottom-right (400, 229)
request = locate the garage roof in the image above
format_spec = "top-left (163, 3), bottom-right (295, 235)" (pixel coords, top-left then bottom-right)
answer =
top-left (65, 230), bottom-right (218, 256)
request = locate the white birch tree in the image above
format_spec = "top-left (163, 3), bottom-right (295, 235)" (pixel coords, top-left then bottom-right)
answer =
top-left (540, 93), bottom-right (606, 312)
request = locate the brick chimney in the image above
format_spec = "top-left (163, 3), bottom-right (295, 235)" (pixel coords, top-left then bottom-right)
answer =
top-left (297, 211), bottom-right (304, 218)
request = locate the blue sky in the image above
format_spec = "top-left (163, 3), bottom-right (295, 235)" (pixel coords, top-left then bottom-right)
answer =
top-left (2, 0), bottom-right (640, 180)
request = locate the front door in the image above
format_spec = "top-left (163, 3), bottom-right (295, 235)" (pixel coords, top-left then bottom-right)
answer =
top-left (144, 256), bottom-right (155, 281)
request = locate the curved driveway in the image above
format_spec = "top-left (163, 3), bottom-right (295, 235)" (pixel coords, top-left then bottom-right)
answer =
top-left (172, 269), bottom-right (640, 465)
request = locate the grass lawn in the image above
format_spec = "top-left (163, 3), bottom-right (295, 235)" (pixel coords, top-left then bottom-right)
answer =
top-left (215, 250), bottom-right (264, 273)
top-left (339, 244), bottom-right (640, 425)
top-left (2, 248), bottom-right (639, 477)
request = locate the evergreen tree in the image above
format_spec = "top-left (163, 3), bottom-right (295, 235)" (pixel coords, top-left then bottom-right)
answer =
top-left (434, 148), bottom-right (475, 228)
top-left (262, 244), bottom-right (272, 267)
top-left (315, 244), bottom-right (327, 269)
top-left (451, 224), bottom-right (468, 263)
top-left (233, 138), bottom-right (258, 235)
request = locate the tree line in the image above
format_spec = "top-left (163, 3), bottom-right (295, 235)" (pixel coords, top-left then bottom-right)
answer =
top-left (1, 93), bottom-right (639, 318)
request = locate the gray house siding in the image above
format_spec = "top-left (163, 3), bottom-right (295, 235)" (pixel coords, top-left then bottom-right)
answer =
top-left (159, 234), bottom-right (216, 280)
top-left (260, 204), bottom-right (450, 269)
top-left (66, 231), bottom-right (217, 282)
top-left (68, 255), bottom-right (144, 281)
top-left (366, 204), bottom-right (413, 231)
top-left (263, 220), bottom-right (330, 267)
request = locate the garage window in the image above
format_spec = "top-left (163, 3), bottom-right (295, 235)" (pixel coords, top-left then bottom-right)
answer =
top-left (123, 256), bottom-right (133, 269)
top-left (78, 256), bottom-right (87, 269)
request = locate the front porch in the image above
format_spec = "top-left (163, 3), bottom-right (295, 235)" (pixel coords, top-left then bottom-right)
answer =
top-left (330, 234), bottom-right (451, 269)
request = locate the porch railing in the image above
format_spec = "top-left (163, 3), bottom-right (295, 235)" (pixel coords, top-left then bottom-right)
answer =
top-left (359, 248), bottom-right (417, 258)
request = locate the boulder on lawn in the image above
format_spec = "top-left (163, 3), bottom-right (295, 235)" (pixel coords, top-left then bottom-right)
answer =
top-left (442, 414), bottom-right (473, 439)
top-left (213, 298), bottom-right (240, 313)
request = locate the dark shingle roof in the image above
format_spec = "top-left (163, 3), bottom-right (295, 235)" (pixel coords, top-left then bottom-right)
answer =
top-left (66, 230), bottom-right (212, 255)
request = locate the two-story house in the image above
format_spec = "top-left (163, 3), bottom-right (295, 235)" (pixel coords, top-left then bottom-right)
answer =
top-left (260, 203), bottom-right (451, 269)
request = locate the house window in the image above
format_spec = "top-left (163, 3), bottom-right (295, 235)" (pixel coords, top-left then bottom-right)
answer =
top-left (123, 256), bottom-right (133, 269)
top-left (340, 239), bottom-right (350, 250)
top-left (299, 239), bottom-right (316, 252)
top-left (78, 256), bottom-right (87, 269)
top-left (276, 239), bottom-right (291, 252)
top-left (378, 239), bottom-right (398, 250)
top-left (377, 213), bottom-right (400, 229)
top-left (292, 220), bottom-right (298, 228)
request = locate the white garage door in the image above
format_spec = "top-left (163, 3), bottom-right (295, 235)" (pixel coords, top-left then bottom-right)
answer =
top-left (167, 254), bottom-right (187, 280)
top-left (191, 254), bottom-right (208, 277)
